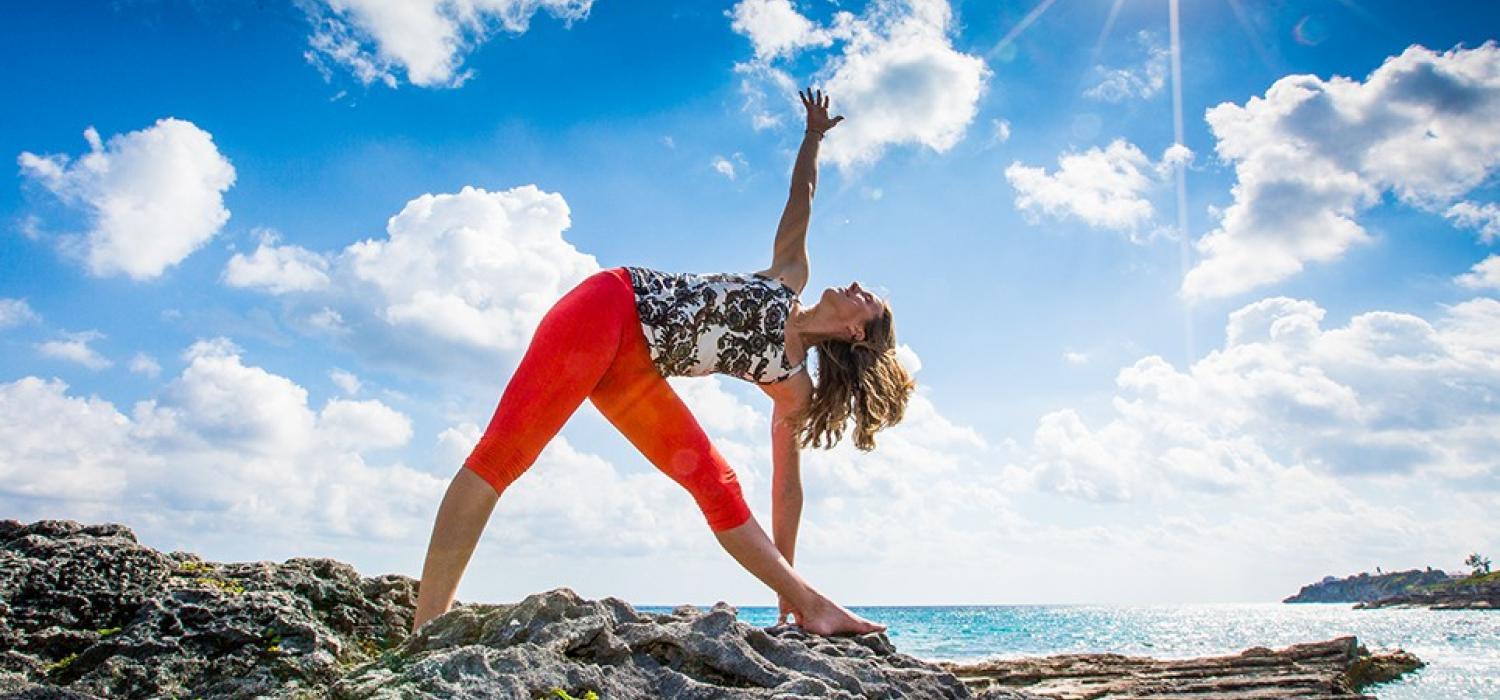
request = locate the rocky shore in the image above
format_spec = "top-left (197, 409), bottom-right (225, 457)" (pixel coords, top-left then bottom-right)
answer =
top-left (1, 519), bottom-right (1423, 699)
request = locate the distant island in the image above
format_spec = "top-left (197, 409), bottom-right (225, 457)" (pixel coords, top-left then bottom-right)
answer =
top-left (1284, 568), bottom-right (1457, 604)
top-left (1287, 555), bottom-right (1498, 610)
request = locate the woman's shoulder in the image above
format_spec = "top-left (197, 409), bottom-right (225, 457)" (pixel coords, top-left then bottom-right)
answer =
top-left (749, 266), bottom-right (805, 297)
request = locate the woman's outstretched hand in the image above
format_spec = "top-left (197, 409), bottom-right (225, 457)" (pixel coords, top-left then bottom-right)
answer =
top-left (799, 87), bottom-right (844, 135)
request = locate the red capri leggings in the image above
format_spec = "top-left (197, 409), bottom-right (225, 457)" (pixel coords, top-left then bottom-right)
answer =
top-left (462, 267), bottom-right (753, 532)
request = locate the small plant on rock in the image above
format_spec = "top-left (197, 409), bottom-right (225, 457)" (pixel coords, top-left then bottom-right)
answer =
top-left (549, 688), bottom-right (600, 700)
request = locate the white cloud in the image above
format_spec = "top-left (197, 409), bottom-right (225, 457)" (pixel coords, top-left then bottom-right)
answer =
top-left (227, 185), bottom-right (598, 377)
top-left (319, 398), bottom-right (413, 450)
top-left (2, 338), bottom-right (439, 541)
top-left (1456, 255), bottom-right (1500, 290)
top-left (1063, 350), bottom-right (1089, 365)
top-left (330, 368), bottom-right (363, 394)
top-left (300, 0), bottom-right (594, 89)
top-left (1184, 43), bottom-right (1500, 300)
top-left (129, 352), bottom-right (162, 379)
top-left (712, 152), bottom-right (748, 181)
top-left (1445, 200), bottom-right (1500, 243)
top-left (341, 185), bottom-right (598, 352)
top-left (729, 0), bottom-right (990, 172)
top-left (17, 118), bottom-right (236, 280)
top-left (0, 299), bottom-right (40, 329)
top-left (306, 307), bottom-right (348, 335)
top-left (894, 342), bottom-right (922, 374)
top-left (223, 229), bottom-right (332, 294)
top-left (0, 377), bottom-right (142, 501)
top-left (733, 60), bottom-right (799, 131)
top-left (37, 331), bottom-right (112, 370)
top-left (712, 155), bottom-right (737, 180)
top-left (1084, 31), bottom-right (1168, 102)
top-left (991, 118), bottom-right (1011, 144)
top-left (1023, 295), bottom-right (1500, 502)
top-left (728, 0), bottom-right (832, 61)
top-left (1005, 139), bottom-right (1190, 236)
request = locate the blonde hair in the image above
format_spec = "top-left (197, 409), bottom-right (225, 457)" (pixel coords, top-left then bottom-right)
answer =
top-left (786, 301), bottom-right (916, 451)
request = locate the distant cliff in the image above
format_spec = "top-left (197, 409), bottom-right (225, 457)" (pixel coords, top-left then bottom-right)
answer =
top-left (1283, 569), bottom-right (1456, 603)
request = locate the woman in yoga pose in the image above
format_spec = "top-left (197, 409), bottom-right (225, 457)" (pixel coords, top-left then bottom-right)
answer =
top-left (412, 88), bottom-right (915, 636)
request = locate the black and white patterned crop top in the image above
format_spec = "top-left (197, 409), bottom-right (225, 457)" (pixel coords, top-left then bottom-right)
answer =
top-left (623, 266), bottom-right (807, 384)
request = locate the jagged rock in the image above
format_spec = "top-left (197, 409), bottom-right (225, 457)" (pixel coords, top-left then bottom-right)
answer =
top-left (1283, 569), bottom-right (1456, 604)
top-left (0, 519), bottom-right (1425, 699)
top-left (333, 587), bottom-right (969, 699)
top-left (0, 519), bottom-right (419, 699)
top-left (939, 636), bottom-right (1423, 700)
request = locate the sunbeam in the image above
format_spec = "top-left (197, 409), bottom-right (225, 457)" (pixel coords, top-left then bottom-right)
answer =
top-left (1090, 0), bottom-right (1128, 67)
top-left (989, 0), bottom-right (1063, 59)
top-left (1169, 0), bottom-right (1196, 363)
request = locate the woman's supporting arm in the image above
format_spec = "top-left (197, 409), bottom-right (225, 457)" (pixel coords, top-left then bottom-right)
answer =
top-left (411, 467), bottom-right (499, 633)
top-left (770, 401), bottom-right (805, 566)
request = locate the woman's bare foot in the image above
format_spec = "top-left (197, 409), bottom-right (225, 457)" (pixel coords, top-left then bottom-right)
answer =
top-left (795, 593), bottom-right (886, 636)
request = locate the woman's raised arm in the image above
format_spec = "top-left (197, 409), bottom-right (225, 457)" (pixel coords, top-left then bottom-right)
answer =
top-left (763, 88), bottom-right (843, 293)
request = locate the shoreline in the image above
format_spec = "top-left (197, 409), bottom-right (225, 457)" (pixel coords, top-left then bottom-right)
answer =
top-left (0, 519), bottom-right (1438, 699)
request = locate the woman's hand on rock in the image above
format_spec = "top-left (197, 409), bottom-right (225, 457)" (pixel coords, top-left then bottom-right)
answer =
top-left (778, 593), bottom-right (801, 625)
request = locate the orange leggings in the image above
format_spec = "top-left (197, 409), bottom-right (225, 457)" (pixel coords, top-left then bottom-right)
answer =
top-left (462, 267), bottom-right (753, 532)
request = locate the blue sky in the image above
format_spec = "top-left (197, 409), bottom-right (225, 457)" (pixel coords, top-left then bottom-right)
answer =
top-left (2, 0), bottom-right (1498, 607)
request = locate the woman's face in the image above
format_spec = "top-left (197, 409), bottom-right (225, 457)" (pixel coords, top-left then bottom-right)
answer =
top-left (819, 281), bottom-right (884, 330)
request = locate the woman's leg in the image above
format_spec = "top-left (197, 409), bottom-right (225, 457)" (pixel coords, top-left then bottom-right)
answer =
top-left (587, 317), bottom-right (884, 634)
top-left (461, 269), bottom-right (634, 494)
top-left (413, 269), bottom-right (632, 632)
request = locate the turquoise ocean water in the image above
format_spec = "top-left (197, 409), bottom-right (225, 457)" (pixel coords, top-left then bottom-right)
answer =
top-left (640, 603), bottom-right (1499, 699)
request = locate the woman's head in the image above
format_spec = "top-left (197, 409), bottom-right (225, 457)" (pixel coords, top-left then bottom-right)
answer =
top-left (788, 282), bottom-right (916, 452)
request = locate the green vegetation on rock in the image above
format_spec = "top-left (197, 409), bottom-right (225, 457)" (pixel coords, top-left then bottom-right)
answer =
top-left (549, 688), bottom-right (600, 700)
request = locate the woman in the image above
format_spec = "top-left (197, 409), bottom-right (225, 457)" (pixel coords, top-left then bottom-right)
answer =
top-left (412, 88), bottom-right (916, 637)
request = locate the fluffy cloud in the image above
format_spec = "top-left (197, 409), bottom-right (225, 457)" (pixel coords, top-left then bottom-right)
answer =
top-left (1024, 296), bottom-right (1500, 502)
top-left (0, 299), bottom-right (40, 329)
top-left (129, 352), bottom-right (162, 378)
top-left (0, 378), bottom-right (143, 501)
top-left (221, 185), bottom-right (598, 376)
top-left (319, 398), bottom-right (414, 450)
top-left (17, 118), bottom-right (236, 280)
top-left (329, 368), bottom-right (363, 394)
top-left (301, 0), bottom-right (594, 89)
top-left (729, 0), bottom-right (990, 172)
top-left (1005, 139), bottom-right (1190, 236)
top-left (729, 0), bottom-right (832, 60)
top-left (1085, 31), bottom-right (1168, 102)
top-left (1, 338), bottom-right (436, 540)
top-left (1445, 200), bottom-right (1500, 243)
top-left (36, 331), bottom-right (112, 370)
top-left (223, 229), bottom-right (332, 294)
top-left (342, 185), bottom-right (598, 351)
top-left (1184, 43), bottom-right (1500, 300)
top-left (1456, 255), bottom-right (1500, 290)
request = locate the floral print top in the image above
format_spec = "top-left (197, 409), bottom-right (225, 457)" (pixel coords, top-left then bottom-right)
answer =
top-left (623, 266), bottom-right (806, 384)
